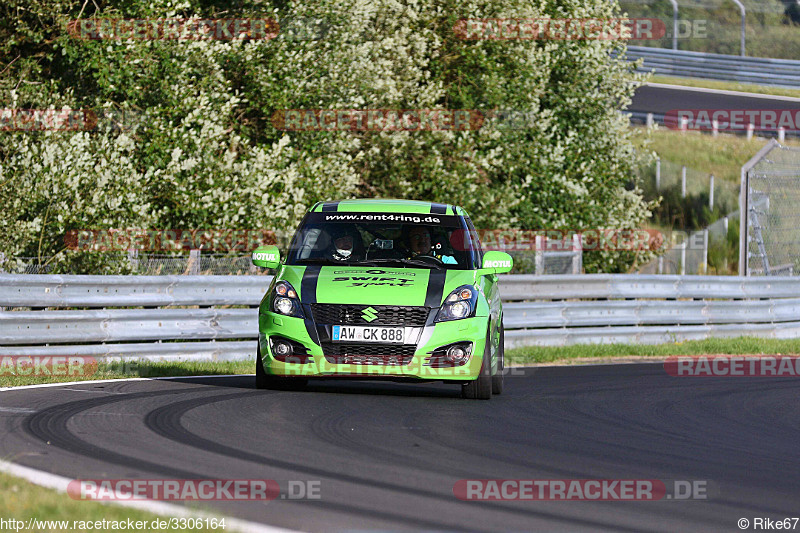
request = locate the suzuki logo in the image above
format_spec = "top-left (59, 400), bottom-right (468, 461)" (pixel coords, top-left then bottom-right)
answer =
top-left (361, 306), bottom-right (378, 322)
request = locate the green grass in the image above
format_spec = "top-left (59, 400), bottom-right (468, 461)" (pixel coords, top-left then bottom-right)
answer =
top-left (636, 128), bottom-right (800, 187)
top-left (650, 76), bottom-right (800, 99)
top-left (506, 336), bottom-right (800, 365)
top-left (0, 360), bottom-right (253, 388)
top-left (0, 471), bottom-right (227, 532)
top-left (3, 342), bottom-right (796, 388)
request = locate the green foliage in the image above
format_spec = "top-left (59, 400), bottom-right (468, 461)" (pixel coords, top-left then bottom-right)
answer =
top-left (1, 0), bottom-right (654, 273)
top-left (707, 217), bottom-right (739, 275)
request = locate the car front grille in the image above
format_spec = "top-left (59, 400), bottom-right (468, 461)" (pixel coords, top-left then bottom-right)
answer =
top-left (311, 304), bottom-right (428, 326)
top-left (321, 342), bottom-right (415, 365)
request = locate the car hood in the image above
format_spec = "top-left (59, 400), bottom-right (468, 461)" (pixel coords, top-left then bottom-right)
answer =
top-left (282, 265), bottom-right (478, 307)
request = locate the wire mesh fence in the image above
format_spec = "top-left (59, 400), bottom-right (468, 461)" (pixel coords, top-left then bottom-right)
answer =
top-left (0, 253), bottom-right (268, 276)
top-left (743, 141), bottom-right (800, 275)
top-left (640, 212), bottom-right (739, 275)
top-left (1, 246), bottom-right (583, 275)
top-left (639, 157), bottom-right (740, 218)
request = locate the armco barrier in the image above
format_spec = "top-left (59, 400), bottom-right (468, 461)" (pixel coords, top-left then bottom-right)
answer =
top-left (619, 46), bottom-right (800, 88)
top-left (2, 274), bottom-right (800, 359)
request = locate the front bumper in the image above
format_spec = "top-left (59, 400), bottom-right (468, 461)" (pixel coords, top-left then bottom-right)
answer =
top-left (258, 310), bottom-right (489, 381)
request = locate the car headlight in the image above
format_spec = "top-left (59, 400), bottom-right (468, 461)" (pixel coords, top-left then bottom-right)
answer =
top-left (271, 281), bottom-right (304, 318)
top-left (436, 285), bottom-right (479, 322)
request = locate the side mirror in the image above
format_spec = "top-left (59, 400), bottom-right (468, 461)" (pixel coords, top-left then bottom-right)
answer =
top-left (252, 245), bottom-right (281, 269)
top-left (478, 251), bottom-right (513, 275)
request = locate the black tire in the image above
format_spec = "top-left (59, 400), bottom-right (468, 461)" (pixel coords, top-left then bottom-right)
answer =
top-left (492, 324), bottom-right (504, 395)
top-left (255, 343), bottom-right (269, 389)
top-left (255, 343), bottom-right (308, 391)
top-left (461, 331), bottom-right (493, 400)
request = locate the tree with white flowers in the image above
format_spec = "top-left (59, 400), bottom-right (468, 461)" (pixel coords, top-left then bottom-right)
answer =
top-left (0, 0), bottom-right (654, 273)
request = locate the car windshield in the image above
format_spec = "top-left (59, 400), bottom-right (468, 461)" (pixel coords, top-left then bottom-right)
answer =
top-left (285, 211), bottom-right (481, 270)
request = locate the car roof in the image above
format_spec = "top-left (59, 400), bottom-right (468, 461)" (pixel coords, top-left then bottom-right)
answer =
top-left (309, 198), bottom-right (467, 216)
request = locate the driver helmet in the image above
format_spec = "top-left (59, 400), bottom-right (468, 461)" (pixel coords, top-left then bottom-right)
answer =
top-left (330, 227), bottom-right (360, 261)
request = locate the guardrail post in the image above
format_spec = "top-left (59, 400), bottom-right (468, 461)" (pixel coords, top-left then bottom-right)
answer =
top-left (681, 166), bottom-right (687, 198)
top-left (658, 255), bottom-right (664, 274)
top-left (572, 234), bottom-right (582, 274)
top-left (535, 235), bottom-right (544, 275)
top-left (709, 174), bottom-right (715, 210)
top-left (779, 127), bottom-right (786, 142)
top-left (703, 229), bottom-right (709, 274)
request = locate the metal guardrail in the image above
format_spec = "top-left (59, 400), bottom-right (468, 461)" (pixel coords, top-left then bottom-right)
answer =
top-left (0, 274), bottom-right (270, 307)
top-left (498, 274), bottom-right (800, 300)
top-left (620, 46), bottom-right (800, 88)
top-left (3, 274), bottom-right (800, 358)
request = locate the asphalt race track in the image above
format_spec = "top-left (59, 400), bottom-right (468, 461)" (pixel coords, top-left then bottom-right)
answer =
top-left (632, 83), bottom-right (800, 115)
top-left (2, 364), bottom-right (799, 532)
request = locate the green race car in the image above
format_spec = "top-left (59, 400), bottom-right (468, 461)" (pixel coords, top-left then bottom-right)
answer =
top-left (251, 199), bottom-right (513, 399)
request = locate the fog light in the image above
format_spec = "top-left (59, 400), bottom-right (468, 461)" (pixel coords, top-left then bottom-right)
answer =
top-left (446, 345), bottom-right (468, 364)
top-left (273, 341), bottom-right (293, 357)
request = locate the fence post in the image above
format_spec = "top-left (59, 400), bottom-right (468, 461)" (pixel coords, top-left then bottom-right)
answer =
top-left (731, 0), bottom-right (746, 56)
top-left (779, 127), bottom-right (786, 142)
top-left (188, 249), bottom-right (200, 275)
top-left (571, 234), bottom-right (582, 274)
top-left (658, 255), bottom-right (664, 275)
top-left (703, 229), bottom-right (709, 274)
top-left (681, 166), bottom-right (687, 198)
top-left (655, 157), bottom-right (661, 190)
top-left (646, 113), bottom-right (654, 128)
top-left (747, 122), bottom-right (754, 140)
top-left (669, 0), bottom-right (678, 50)
top-left (680, 116), bottom-right (688, 133)
top-left (722, 222), bottom-right (728, 271)
top-left (680, 241), bottom-right (686, 276)
top-left (127, 249), bottom-right (139, 271)
top-left (535, 235), bottom-right (544, 275)
top-left (712, 119), bottom-right (719, 137)
top-left (709, 174), bottom-right (715, 210)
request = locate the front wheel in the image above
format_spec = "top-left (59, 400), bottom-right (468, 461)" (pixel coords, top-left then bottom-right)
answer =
top-left (492, 324), bottom-right (504, 395)
top-left (461, 332), bottom-right (492, 400)
top-left (255, 343), bottom-right (308, 391)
